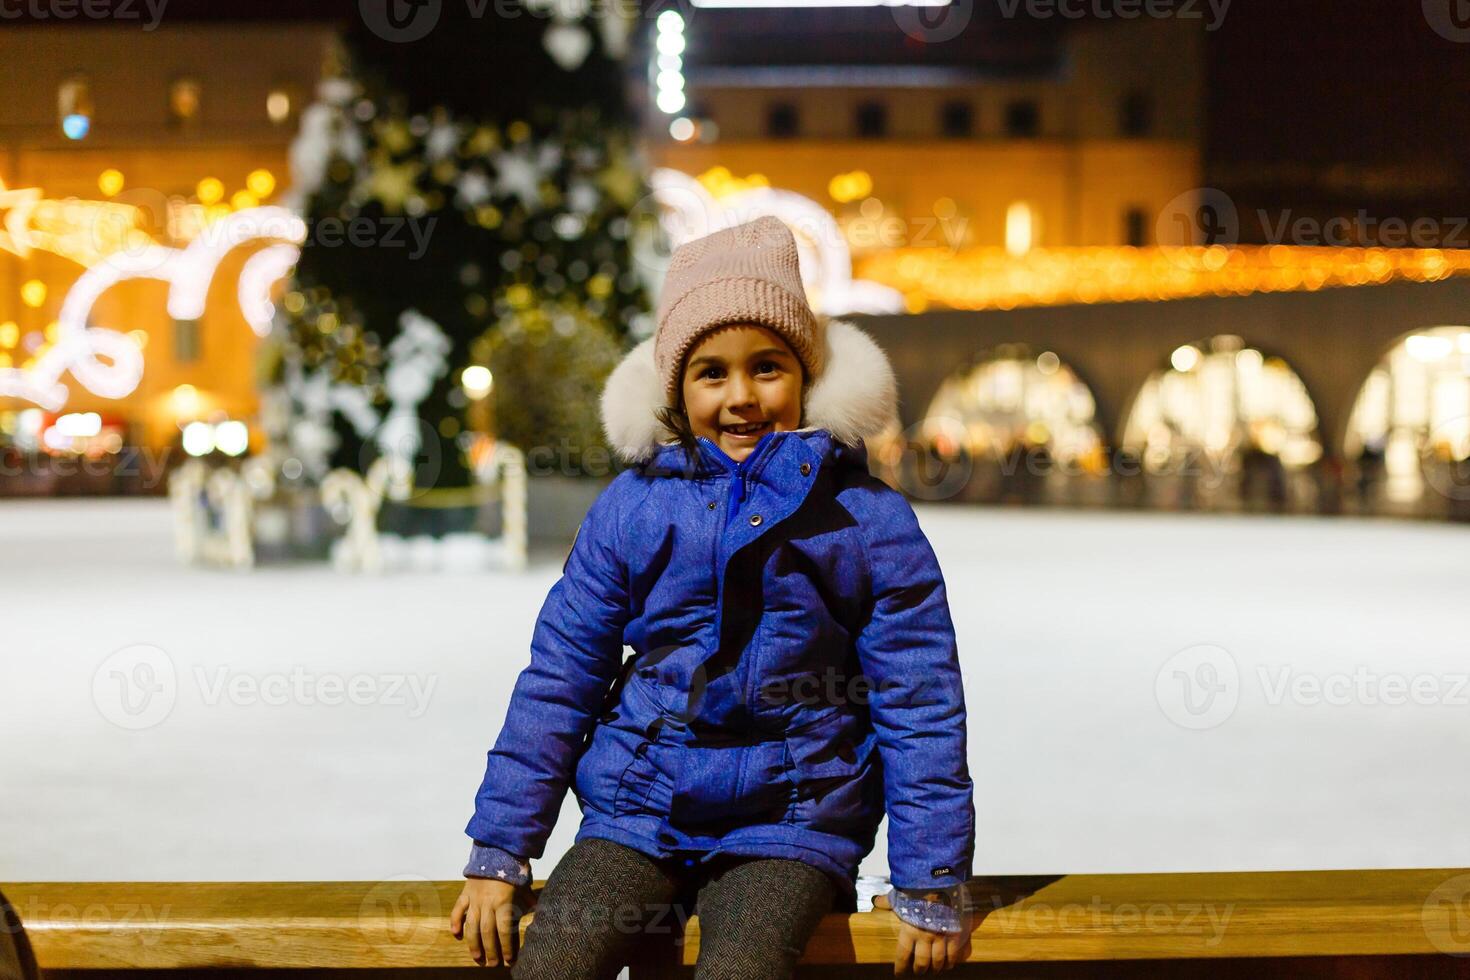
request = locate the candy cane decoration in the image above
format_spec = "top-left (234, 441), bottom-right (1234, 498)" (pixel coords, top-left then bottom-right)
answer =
top-left (168, 460), bottom-right (210, 564)
top-left (322, 455), bottom-right (414, 573)
top-left (474, 440), bottom-right (528, 571)
top-left (201, 468), bottom-right (257, 570)
top-left (0, 207), bottom-right (306, 410)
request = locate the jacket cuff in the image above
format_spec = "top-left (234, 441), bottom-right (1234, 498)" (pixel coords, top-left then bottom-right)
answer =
top-left (889, 885), bottom-right (968, 935)
top-left (464, 841), bottom-right (530, 885)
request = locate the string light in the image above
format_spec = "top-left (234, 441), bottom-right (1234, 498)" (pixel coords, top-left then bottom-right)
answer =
top-left (1170, 345), bottom-right (1201, 372)
top-left (828, 171), bottom-right (872, 204)
top-left (195, 177), bottom-right (224, 205)
top-left (214, 420), bottom-right (249, 457)
top-left (1004, 202), bottom-right (1035, 256)
top-left (653, 12), bottom-right (687, 115)
top-left (266, 89), bottom-right (292, 124)
top-left (694, 166), bottom-right (769, 199)
top-left (246, 169), bottom-right (277, 198)
top-left (172, 384), bottom-right (200, 419)
top-left (182, 420), bottom-right (214, 456)
top-left (0, 206), bottom-right (305, 410)
top-left (855, 245), bottom-right (1470, 312)
top-left (461, 365), bottom-right (493, 398)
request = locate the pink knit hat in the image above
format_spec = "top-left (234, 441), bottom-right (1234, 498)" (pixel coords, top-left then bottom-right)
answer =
top-left (654, 215), bottom-right (822, 406)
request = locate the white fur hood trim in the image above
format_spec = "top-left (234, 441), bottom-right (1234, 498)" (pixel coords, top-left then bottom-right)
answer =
top-left (600, 319), bottom-right (900, 465)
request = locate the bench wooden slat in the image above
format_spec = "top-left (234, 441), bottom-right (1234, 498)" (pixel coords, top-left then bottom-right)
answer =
top-left (4, 868), bottom-right (1467, 970)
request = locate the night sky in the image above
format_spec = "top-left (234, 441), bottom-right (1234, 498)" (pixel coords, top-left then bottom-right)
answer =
top-left (1204, 0), bottom-right (1470, 219)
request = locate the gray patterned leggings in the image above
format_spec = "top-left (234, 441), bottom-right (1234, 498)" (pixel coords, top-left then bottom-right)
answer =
top-left (511, 837), bottom-right (837, 980)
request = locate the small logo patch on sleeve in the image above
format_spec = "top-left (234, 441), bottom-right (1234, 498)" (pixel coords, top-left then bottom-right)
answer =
top-left (931, 866), bottom-right (953, 878)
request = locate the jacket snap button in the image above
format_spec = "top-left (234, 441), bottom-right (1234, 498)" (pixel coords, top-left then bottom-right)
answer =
top-left (749, 514), bottom-right (762, 526)
top-left (707, 501), bottom-right (716, 510)
top-left (800, 462), bottom-right (811, 476)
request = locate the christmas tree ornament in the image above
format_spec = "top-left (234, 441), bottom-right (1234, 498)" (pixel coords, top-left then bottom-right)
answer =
top-left (543, 21), bottom-right (593, 72)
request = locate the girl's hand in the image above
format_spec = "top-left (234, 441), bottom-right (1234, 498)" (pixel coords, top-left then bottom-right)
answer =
top-left (449, 878), bottom-right (524, 967)
top-left (873, 891), bottom-right (973, 974)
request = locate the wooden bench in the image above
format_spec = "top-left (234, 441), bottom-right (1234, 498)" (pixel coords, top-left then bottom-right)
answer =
top-left (5, 869), bottom-right (1470, 977)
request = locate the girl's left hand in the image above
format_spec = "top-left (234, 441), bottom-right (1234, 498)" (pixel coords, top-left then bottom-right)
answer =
top-left (873, 892), bottom-right (972, 974)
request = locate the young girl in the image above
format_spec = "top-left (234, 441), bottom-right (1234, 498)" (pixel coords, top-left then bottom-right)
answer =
top-left (450, 216), bottom-right (975, 977)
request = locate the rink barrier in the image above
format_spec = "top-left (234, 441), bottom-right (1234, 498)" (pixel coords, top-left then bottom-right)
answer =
top-left (4, 869), bottom-right (1470, 978)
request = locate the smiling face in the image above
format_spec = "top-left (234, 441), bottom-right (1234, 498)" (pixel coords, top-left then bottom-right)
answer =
top-left (678, 323), bottom-right (805, 463)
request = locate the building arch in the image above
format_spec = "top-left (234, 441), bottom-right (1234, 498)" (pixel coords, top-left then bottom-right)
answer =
top-left (920, 342), bottom-right (1104, 460)
top-left (1118, 334), bottom-right (1324, 509)
top-left (1343, 325), bottom-right (1470, 514)
top-left (870, 343), bottom-right (1108, 504)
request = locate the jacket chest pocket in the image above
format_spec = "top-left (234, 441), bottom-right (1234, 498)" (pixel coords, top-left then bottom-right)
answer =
top-left (668, 740), bottom-right (793, 830)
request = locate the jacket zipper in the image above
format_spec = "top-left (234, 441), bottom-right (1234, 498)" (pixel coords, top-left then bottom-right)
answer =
top-left (704, 435), bottom-right (773, 725)
top-left (731, 444), bottom-right (773, 718)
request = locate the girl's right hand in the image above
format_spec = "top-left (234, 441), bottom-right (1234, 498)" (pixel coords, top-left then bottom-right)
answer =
top-left (450, 878), bottom-right (523, 967)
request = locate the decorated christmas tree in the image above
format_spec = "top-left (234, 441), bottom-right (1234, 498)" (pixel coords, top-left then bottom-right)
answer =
top-left (260, 4), bottom-right (659, 504)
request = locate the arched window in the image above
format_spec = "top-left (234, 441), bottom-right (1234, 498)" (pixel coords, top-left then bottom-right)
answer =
top-left (922, 345), bottom-right (1102, 462)
top-left (1005, 202), bottom-right (1037, 256)
top-left (1345, 326), bottom-right (1470, 511)
top-left (1121, 335), bottom-right (1322, 509)
top-left (267, 86), bottom-right (295, 125)
top-left (58, 75), bottom-right (93, 140)
top-left (169, 77), bottom-right (202, 126)
top-left (873, 344), bottom-right (1105, 503)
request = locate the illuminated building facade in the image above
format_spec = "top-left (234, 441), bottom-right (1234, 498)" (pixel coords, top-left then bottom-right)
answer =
top-left (634, 13), bottom-right (1470, 518)
top-left (2, 14), bottom-right (1464, 517)
top-left (0, 25), bottom-right (333, 473)
top-left (643, 15), bottom-right (1203, 252)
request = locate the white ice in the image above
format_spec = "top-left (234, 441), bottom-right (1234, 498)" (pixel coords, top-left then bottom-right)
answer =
top-left (2, 499), bottom-right (1467, 882)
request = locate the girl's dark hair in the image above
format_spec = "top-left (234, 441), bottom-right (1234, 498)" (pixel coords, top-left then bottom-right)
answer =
top-left (654, 403), bottom-right (700, 454)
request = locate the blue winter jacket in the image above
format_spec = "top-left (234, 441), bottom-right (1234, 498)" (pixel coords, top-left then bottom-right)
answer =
top-left (466, 319), bottom-right (975, 899)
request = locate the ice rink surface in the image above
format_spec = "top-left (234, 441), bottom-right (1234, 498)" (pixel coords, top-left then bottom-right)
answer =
top-left (3, 498), bottom-right (1467, 882)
